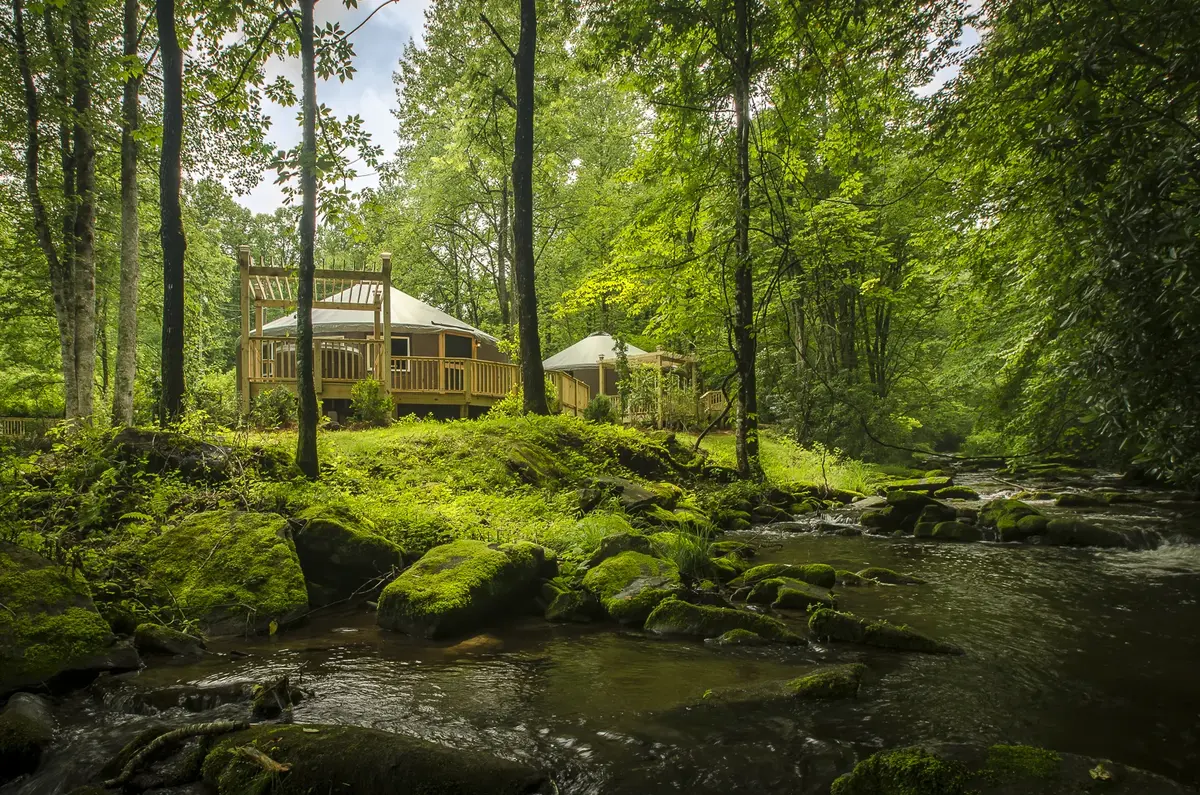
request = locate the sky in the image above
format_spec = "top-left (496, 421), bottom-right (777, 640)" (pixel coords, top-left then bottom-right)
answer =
top-left (234, 0), bottom-right (431, 214)
top-left (234, 1), bottom-right (978, 215)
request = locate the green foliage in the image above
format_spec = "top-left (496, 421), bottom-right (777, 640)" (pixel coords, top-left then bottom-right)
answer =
top-left (251, 387), bottom-right (298, 430)
top-left (349, 379), bottom-right (393, 427)
top-left (583, 394), bottom-right (619, 424)
top-left (831, 747), bottom-right (971, 795)
top-left (684, 430), bottom-right (879, 494)
top-left (186, 369), bottom-right (240, 429)
top-left (649, 527), bottom-right (714, 582)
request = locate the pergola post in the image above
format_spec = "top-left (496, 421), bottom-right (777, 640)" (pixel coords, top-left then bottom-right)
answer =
top-left (381, 253), bottom-right (393, 392)
top-left (239, 246), bottom-right (251, 417)
top-left (598, 353), bottom-right (606, 397)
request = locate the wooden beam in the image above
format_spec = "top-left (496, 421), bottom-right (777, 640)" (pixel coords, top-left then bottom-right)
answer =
top-left (239, 246), bottom-right (251, 417)
top-left (254, 300), bottom-right (377, 311)
top-left (438, 332), bottom-right (446, 393)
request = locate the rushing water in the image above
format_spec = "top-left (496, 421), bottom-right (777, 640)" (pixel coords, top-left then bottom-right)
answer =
top-left (11, 475), bottom-right (1200, 794)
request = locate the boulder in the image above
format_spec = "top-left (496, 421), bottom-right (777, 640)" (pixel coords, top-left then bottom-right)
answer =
top-left (143, 511), bottom-right (308, 635)
top-left (809, 608), bottom-right (962, 654)
top-left (0, 693), bottom-right (55, 785)
top-left (745, 578), bottom-right (834, 610)
top-left (735, 563), bottom-right (837, 589)
top-left (505, 441), bottom-right (570, 488)
top-left (836, 570), bottom-right (877, 587)
top-left (582, 551), bottom-right (682, 625)
top-left (643, 597), bottom-right (802, 643)
top-left (695, 664), bottom-right (866, 710)
top-left (540, 580), bottom-right (596, 623)
top-left (585, 532), bottom-right (653, 567)
top-left (291, 506), bottom-right (405, 607)
top-left (1, 541), bottom-right (140, 695)
top-left (133, 623), bottom-right (205, 657)
top-left (377, 540), bottom-right (551, 638)
top-left (865, 491), bottom-right (955, 534)
top-left (857, 567), bottom-right (926, 585)
top-left (830, 743), bottom-right (1194, 795)
top-left (710, 554), bottom-right (748, 583)
top-left (109, 427), bottom-right (229, 481)
top-left (935, 485), bottom-right (980, 500)
top-left (979, 499), bottom-right (1047, 542)
top-left (915, 521), bottom-right (984, 542)
top-left (884, 477), bottom-right (953, 495)
top-left (1055, 492), bottom-right (1105, 508)
top-left (201, 724), bottom-right (553, 794)
top-left (581, 476), bottom-right (680, 513)
top-left (1042, 519), bottom-right (1132, 549)
top-left (704, 628), bottom-right (768, 647)
top-left (750, 504), bottom-right (789, 523)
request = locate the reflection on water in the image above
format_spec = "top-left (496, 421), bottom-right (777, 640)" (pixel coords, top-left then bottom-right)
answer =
top-left (13, 484), bottom-right (1200, 794)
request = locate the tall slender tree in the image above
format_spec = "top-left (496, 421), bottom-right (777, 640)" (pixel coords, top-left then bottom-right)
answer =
top-left (295, 0), bottom-right (320, 478)
top-left (112, 0), bottom-right (141, 426)
top-left (158, 0), bottom-right (186, 422)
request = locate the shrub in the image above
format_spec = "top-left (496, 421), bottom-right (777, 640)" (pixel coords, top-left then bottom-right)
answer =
top-left (489, 376), bottom-right (560, 417)
top-left (583, 394), bottom-right (619, 424)
top-left (187, 369), bottom-right (240, 428)
top-left (251, 387), bottom-right (298, 429)
top-left (350, 379), bottom-right (393, 426)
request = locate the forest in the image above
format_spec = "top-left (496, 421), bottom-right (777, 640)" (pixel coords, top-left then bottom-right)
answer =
top-left (0, 0), bottom-right (1198, 793)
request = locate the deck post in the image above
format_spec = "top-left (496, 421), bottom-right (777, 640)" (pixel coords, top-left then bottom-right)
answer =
top-left (597, 354), bottom-right (605, 397)
top-left (239, 246), bottom-right (251, 417)
top-left (381, 253), bottom-right (393, 391)
top-left (313, 338), bottom-right (322, 395)
top-left (438, 332), bottom-right (446, 393)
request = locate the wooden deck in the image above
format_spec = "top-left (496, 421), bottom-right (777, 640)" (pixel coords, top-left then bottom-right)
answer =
top-left (0, 417), bottom-right (55, 438)
top-left (246, 336), bottom-right (590, 417)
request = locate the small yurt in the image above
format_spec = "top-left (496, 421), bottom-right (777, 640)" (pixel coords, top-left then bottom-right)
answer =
top-left (541, 332), bottom-right (647, 398)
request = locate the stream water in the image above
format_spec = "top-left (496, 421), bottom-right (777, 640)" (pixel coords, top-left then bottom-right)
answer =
top-left (10, 473), bottom-right (1200, 794)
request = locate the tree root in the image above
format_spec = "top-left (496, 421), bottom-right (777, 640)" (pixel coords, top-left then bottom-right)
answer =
top-left (102, 719), bottom-right (250, 788)
top-left (233, 745), bottom-right (291, 773)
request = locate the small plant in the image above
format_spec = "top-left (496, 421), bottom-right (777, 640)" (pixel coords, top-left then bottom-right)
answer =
top-left (250, 387), bottom-right (298, 430)
top-left (583, 394), bottom-right (619, 424)
top-left (651, 526), bottom-right (715, 581)
top-left (350, 379), bottom-right (393, 427)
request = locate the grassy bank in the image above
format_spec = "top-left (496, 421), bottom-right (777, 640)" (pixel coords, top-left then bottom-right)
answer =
top-left (681, 429), bottom-right (881, 494)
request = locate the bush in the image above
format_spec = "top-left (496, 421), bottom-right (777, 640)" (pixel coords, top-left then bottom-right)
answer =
top-left (187, 369), bottom-right (240, 428)
top-left (350, 379), bottom-right (393, 426)
top-left (490, 377), bottom-right (560, 417)
top-left (583, 394), bottom-right (619, 424)
top-left (251, 387), bottom-right (298, 429)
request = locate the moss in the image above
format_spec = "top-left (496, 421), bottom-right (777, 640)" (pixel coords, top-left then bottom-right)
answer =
top-left (978, 499), bottom-right (1046, 542)
top-left (708, 628), bottom-right (767, 646)
top-left (857, 567), bottom-right (926, 585)
top-left (884, 477), bottom-right (952, 494)
top-left (1042, 519), bottom-right (1130, 549)
top-left (709, 540), bottom-right (754, 558)
top-left (831, 747), bottom-right (971, 795)
top-left (585, 532), bottom-right (653, 567)
top-left (983, 744), bottom-right (1061, 782)
top-left (133, 622), bottom-right (205, 656)
top-left (1, 541), bottom-right (116, 691)
top-left (1054, 492), bottom-right (1105, 508)
top-left (710, 555), bottom-right (746, 583)
top-left (142, 510), bottom-right (308, 635)
top-left (786, 663), bottom-right (867, 700)
top-left (643, 596), bottom-right (802, 643)
top-left (745, 577), bottom-right (834, 610)
top-left (933, 486), bottom-right (980, 500)
top-left (377, 539), bottom-right (548, 638)
top-left (0, 709), bottom-right (54, 783)
top-left (582, 551), bottom-right (681, 624)
top-left (809, 608), bottom-right (962, 654)
top-left (292, 506), bottom-right (405, 606)
top-left (736, 562), bottom-right (836, 589)
top-left (200, 724), bottom-right (550, 795)
top-left (836, 570), bottom-right (876, 587)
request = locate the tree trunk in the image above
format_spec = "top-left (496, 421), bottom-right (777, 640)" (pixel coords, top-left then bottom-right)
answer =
top-left (295, 0), bottom-right (320, 479)
top-left (112, 0), bottom-right (140, 426)
top-left (497, 176), bottom-right (511, 327)
top-left (512, 0), bottom-right (547, 414)
top-left (69, 0), bottom-right (96, 419)
top-left (732, 0), bottom-right (760, 477)
top-left (158, 0), bottom-right (186, 422)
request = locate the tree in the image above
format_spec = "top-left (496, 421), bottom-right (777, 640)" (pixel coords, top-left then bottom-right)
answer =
top-left (158, 0), bottom-right (186, 422)
top-left (112, 0), bottom-right (142, 426)
top-left (295, 0), bottom-right (319, 478)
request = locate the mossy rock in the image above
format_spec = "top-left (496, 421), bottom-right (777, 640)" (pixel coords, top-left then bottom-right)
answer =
top-left (831, 743), bottom-right (1194, 795)
top-left (917, 521), bottom-right (983, 542)
top-left (918, 504), bottom-right (959, 525)
top-left (710, 554), bottom-right (748, 583)
top-left (745, 577), bottom-right (834, 610)
top-left (0, 694), bottom-right (55, 785)
top-left (109, 426), bottom-right (230, 481)
top-left (978, 499), bottom-right (1046, 542)
top-left (585, 532), bottom-right (653, 567)
top-left (540, 580), bottom-right (595, 623)
top-left (704, 628), bottom-right (768, 647)
top-left (143, 511), bottom-right (308, 636)
top-left (861, 506), bottom-right (897, 532)
top-left (884, 477), bottom-right (953, 495)
top-left (133, 623), bottom-right (205, 657)
top-left (709, 540), bottom-right (755, 559)
top-left (1042, 519), bottom-right (1132, 549)
top-left (292, 506), bottom-right (405, 607)
top-left (695, 663), bottom-right (866, 710)
top-left (735, 562), bottom-right (836, 589)
top-left (750, 504), bottom-right (789, 523)
top-left (643, 597), bottom-right (801, 643)
top-left (836, 570), bottom-right (876, 587)
top-left (786, 663), bottom-right (867, 700)
top-left (377, 540), bottom-right (551, 638)
top-left (1, 541), bottom-right (138, 694)
top-left (857, 567), bottom-right (926, 585)
top-left (582, 551), bottom-right (682, 625)
top-left (1012, 490), bottom-right (1058, 501)
top-left (505, 441), bottom-right (571, 488)
top-left (1054, 492), bottom-right (1105, 508)
top-left (934, 486), bottom-right (980, 500)
top-left (809, 609), bottom-right (962, 654)
top-left (639, 504), bottom-right (709, 530)
top-left (201, 724), bottom-right (553, 794)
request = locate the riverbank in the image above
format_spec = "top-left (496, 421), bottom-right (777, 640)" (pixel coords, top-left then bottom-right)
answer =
top-left (3, 418), bottom-right (1199, 793)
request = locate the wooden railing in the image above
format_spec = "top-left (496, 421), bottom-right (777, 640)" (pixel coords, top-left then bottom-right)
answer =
top-left (550, 372), bottom-right (590, 416)
top-left (0, 417), bottom-right (55, 438)
top-left (700, 390), bottom-right (729, 416)
top-left (248, 337), bottom-right (385, 386)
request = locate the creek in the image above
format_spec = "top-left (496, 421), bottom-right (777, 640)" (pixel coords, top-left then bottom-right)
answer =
top-left (9, 473), bottom-right (1200, 794)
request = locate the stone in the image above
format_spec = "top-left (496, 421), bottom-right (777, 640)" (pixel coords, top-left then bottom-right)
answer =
top-left (143, 511), bottom-right (308, 636)
top-left (979, 499), bottom-right (1048, 542)
top-left (643, 597), bottom-right (802, 643)
top-left (585, 532), bottom-right (653, 567)
top-left (1041, 518), bottom-right (1132, 549)
top-left (1055, 492), bottom-right (1105, 508)
top-left (857, 567), bottom-right (926, 585)
top-left (290, 506), bottom-right (405, 607)
top-left (745, 578), bottom-right (835, 610)
top-left (1, 541), bottom-right (140, 695)
top-left (884, 477), bottom-right (954, 495)
top-left (201, 724), bottom-right (553, 794)
top-left (377, 540), bottom-right (551, 638)
top-left (540, 580), bottom-right (595, 623)
top-left (809, 609), bottom-right (962, 654)
top-left (935, 485), bottom-right (980, 500)
top-left (915, 521), bottom-right (983, 542)
top-left (0, 693), bottom-right (55, 785)
top-left (709, 540), bottom-right (755, 559)
top-left (109, 427), bottom-right (230, 481)
top-left (735, 563), bottom-right (837, 589)
top-left (134, 623), bottom-right (205, 657)
top-left (582, 551), bottom-right (682, 625)
top-left (695, 664), bottom-right (866, 710)
top-left (704, 628), bottom-right (768, 647)
top-left (582, 476), bottom-right (680, 513)
top-left (836, 570), bottom-right (876, 587)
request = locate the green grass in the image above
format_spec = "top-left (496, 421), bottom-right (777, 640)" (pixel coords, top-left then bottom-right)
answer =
top-left (680, 429), bottom-right (880, 494)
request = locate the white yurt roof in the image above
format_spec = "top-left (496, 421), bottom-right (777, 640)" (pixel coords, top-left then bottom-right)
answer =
top-left (542, 332), bottom-right (647, 371)
top-left (261, 282), bottom-right (497, 343)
